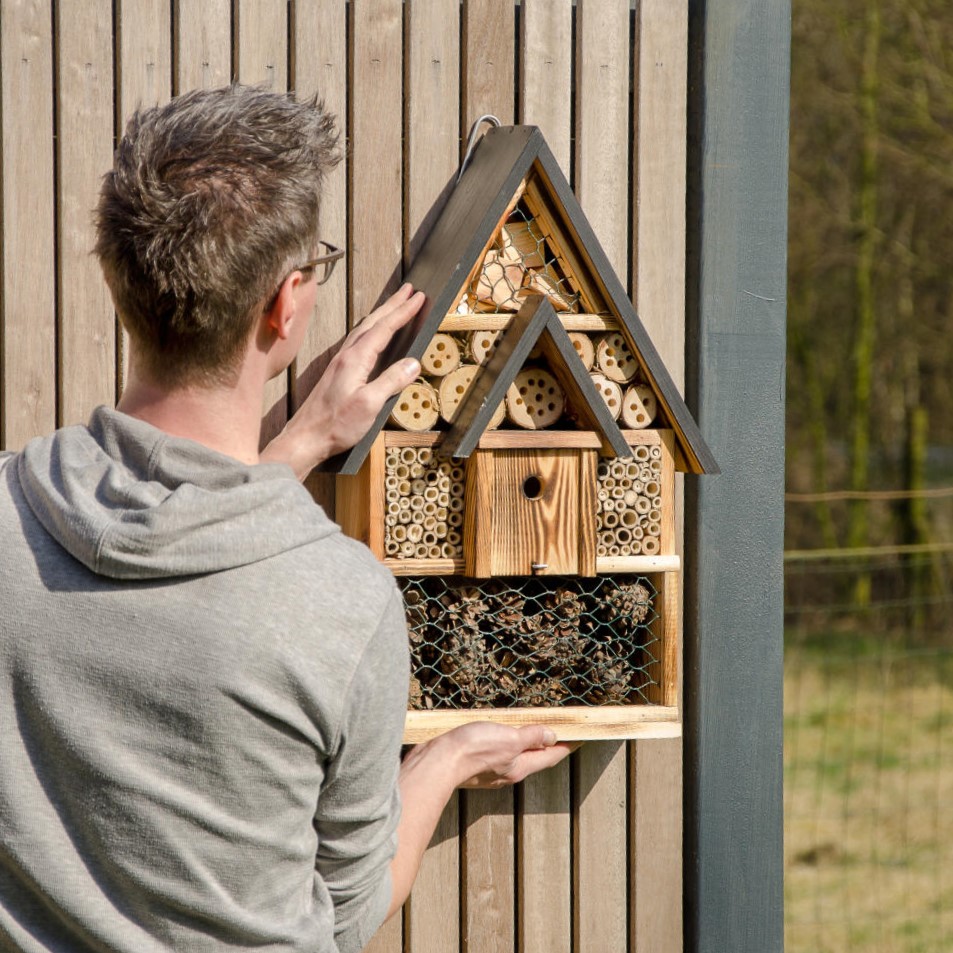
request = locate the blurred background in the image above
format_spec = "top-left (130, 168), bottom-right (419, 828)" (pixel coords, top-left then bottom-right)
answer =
top-left (785, 0), bottom-right (952, 949)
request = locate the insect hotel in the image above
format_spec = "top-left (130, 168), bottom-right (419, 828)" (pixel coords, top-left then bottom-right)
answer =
top-left (331, 125), bottom-right (718, 741)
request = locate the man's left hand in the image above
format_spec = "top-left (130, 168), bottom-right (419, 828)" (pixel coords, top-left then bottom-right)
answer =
top-left (262, 283), bottom-right (424, 478)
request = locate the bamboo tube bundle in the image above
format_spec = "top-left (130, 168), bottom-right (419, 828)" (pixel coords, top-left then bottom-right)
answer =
top-left (468, 329), bottom-right (502, 365)
top-left (641, 535), bottom-right (660, 556)
top-left (439, 364), bottom-right (505, 428)
top-left (383, 445), bottom-right (466, 560)
top-left (568, 331), bottom-right (596, 370)
top-left (596, 455), bottom-right (666, 556)
top-left (505, 368), bottom-right (565, 429)
top-left (589, 372), bottom-right (623, 420)
top-left (388, 379), bottom-right (439, 431)
top-left (420, 333), bottom-right (462, 377)
top-left (595, 332), bottom-right (640, 383)
top-left (620, 383), bottom-right (658, 429)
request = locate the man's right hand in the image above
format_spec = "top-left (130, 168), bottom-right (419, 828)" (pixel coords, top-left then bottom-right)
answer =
top-left (387, 723), bottom-right (576, 918)
top-left (434, 722), bottom-right (576, 789)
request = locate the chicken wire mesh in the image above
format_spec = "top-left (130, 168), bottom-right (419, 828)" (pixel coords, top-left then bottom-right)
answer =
top-left (462, 200), bottom-right (582, 315)
top-left (399, 574), bottom-right (660, 710)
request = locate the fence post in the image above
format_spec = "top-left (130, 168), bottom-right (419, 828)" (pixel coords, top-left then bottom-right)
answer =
top-left (684, 1), bottom-right (789, 952)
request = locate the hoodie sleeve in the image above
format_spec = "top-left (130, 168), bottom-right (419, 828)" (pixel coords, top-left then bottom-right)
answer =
top-left (314, 587), bottom-right (409, 953)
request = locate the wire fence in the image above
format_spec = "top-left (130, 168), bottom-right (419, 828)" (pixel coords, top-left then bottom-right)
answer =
top-left (784, 542), bottom-right (953, 952)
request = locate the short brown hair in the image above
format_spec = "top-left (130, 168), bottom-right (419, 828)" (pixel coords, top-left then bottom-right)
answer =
top-left (95, 84), bottom-right (340, 386)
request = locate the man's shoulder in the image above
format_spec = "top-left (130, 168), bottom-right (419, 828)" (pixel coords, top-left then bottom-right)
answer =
top-left (258, 520), bottom-right (401, 633)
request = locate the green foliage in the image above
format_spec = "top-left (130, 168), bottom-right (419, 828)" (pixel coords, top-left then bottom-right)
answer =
top-left (787, 0), bottom-right (953, 624)
top-left (788, 0), bottom-right (953, 486)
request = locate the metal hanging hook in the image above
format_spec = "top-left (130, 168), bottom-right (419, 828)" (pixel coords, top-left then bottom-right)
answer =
top-left (457, 114), bottom-right (502, 182)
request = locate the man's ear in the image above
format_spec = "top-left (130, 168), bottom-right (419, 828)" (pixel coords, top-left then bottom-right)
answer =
top-left (264, 271), bottom-right (302, 341)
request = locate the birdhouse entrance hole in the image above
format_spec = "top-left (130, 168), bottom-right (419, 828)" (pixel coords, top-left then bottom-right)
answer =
top-left (522, 474), bottom-right (543, 499)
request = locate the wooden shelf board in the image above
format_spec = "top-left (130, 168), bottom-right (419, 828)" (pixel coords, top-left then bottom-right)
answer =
top-left (382, 428), bottom-right (672, 451)
top-left (403, 705), bottom-right (680, 743)
top-left (385, 557), bottom-right (466, 576)
top-left (596, 555), bottom-right (680, 574)
top-left (439, 313), bottom-right (619, 333)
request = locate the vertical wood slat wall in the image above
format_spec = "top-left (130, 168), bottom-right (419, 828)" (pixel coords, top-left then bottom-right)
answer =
top-left (0, 3), bottom-right (688, 951)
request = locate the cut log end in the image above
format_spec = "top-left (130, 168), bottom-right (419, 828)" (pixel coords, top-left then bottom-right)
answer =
top-left (388, 379), bottom-right (440, 431)
top-left (505, 368), bottom-right (565, 429)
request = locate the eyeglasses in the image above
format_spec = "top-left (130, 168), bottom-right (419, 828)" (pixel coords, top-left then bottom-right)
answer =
top-left (292, 240), bottom-right (345, 286)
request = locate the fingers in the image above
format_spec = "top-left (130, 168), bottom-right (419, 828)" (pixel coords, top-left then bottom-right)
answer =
top-left (458, 740), bottom-right (575, 789)
top-left (348, 284), bottom-right (424, 343)
top-left (514, 724), bottom-right (558, 751)
top-left (511, 742), bottom-right (575, 780)
top-left (449, 722), bottom-right (576, 789)
top-left (359, 357), bottom-right (421, 409)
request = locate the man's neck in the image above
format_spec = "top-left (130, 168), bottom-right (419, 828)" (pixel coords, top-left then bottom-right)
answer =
top-left (117, 371), bottom-right (266, 467)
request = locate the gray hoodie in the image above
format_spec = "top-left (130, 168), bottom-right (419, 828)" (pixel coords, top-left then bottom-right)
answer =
top-left (0, 406), bottom-right (408, 953)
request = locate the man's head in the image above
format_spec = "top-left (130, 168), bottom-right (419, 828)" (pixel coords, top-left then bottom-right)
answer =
top-left (95, 84), bottom-right (340, 388)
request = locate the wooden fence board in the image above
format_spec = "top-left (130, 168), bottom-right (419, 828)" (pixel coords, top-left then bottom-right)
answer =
top-left (347, 8), bottom-right (403, 942)
top-left (458, 7), bottom-right (518, 948)
top-left (293, 0), bottom-right (349, 514)
top-left (519, 763), bottom-right (571, 953)
top-left (573, 5), bottom-right (632, 951)
top-left (407, 798), bottom-right (461, 953)
top-left (403, 5), bottom-right (461, 950)
top-left (55, 0), bottom-right (115, 429)
top-left (118, 0), bottom-right (173, 118)
top-left (629, 5), bottom-right (689, 952)
top-left (575, 0), bottom-right (631, 277)
top-left (234, 0), bottom-right (289, 446)
top-left (1, 0), bottom-right (57, 449)
top-left (292, 0), bottom-right (348, 402)
top-left (234, 0), bottom-right (287, 92)
top-left (174, 0), bottom-right (231, 93)
top-left (517, 7), bottom-right (573, 951)
top-left (404, 0), bottom-right (460, 263)
top-left (463, 789), bottom-right (515, 953)
top-left (349, 0), bottom-right (403, 323)
top-left (632, 0), bottom-right (688, 375)
top-left (365, 911), bottom-right (403, 953)
top-left (574, 741), bottom-right (629, 953)
top-left (116, 0), bottom-right (172, 394)
top-left (462, 0), bottom-right (516, 134)
top-left (518, 0), bottom-right (573, 173)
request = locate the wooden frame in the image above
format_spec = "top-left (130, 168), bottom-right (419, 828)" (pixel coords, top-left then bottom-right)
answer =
top-left (338, 428), bottom-right (684, 742)
top-left (402, 569), bottom-right (681, 743)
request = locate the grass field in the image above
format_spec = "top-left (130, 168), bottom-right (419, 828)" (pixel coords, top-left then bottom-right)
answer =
top-left (785, 630), bottom-right (953, 952)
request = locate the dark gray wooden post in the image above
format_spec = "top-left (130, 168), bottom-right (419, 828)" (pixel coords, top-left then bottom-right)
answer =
top-left (683, 2), bottom-right (789, 952)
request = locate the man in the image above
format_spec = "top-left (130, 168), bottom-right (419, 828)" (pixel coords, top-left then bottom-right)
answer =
top-left (0, 85), bottom-right (568, 952)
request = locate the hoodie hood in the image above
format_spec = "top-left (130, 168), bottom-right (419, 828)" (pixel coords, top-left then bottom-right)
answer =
top-left (16, 405), bottom-right (336, 580)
